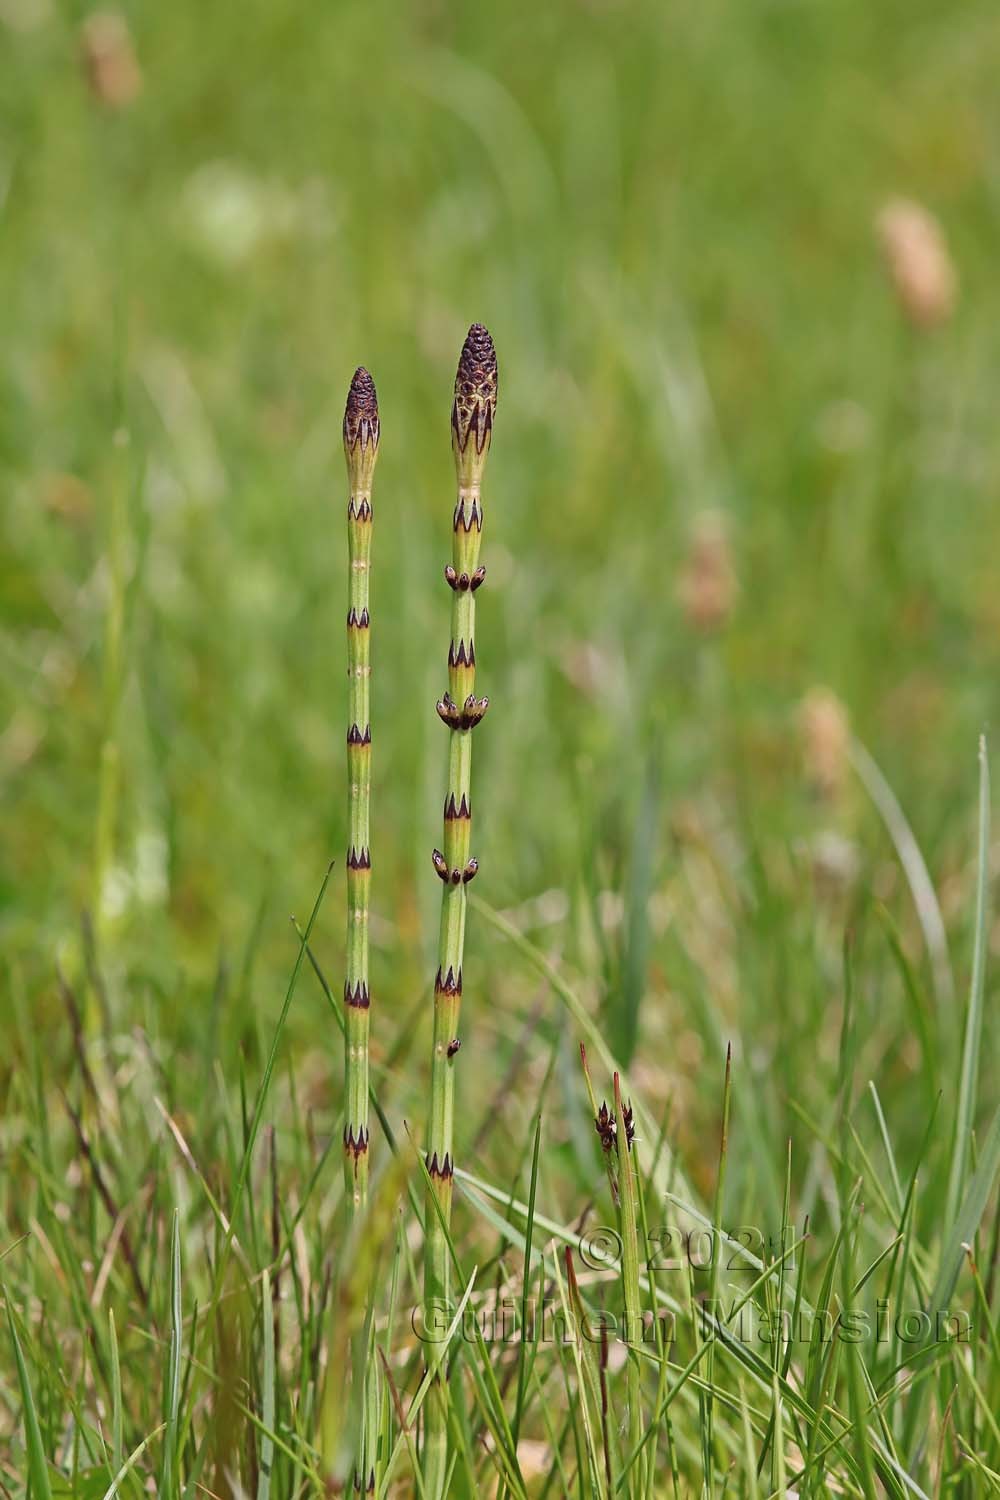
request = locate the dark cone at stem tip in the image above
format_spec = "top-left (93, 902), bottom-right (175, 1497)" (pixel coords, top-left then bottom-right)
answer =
top-left (344, 367), bottom-right (379, 447)
top-left (452, 324), bottom-right (497, 485)
top-left (343, 366), bottom-right (380, 491)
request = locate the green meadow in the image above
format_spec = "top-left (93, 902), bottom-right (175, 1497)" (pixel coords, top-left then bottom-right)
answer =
top-left (1, 0), bottom-right (998, 1492)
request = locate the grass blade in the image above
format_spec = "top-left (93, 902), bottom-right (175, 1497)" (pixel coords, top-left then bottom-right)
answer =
top-left (511, 1112), bottom-right (542, 1450)
top-left (101, 1425), bottom-right (168, 1500)
top-left (945, 736), bottom-right (990, 1228)
top-left (930, 1104), bottom-right (1000, 1317)
top-left (5, 1289), bottom-right (53, 1500)
top-left (160, 1209), bottom-right (182, 1499)
top-left (850, 734), bottom-right (954, 1010)
top-left (108, 1306), bottom-right (123, 1478)
top-left (258, 1266), bottom-right (275, 1500)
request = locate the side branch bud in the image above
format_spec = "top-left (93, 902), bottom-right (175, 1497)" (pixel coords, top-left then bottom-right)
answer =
top-left (436, 692), bottom-right (489, 731)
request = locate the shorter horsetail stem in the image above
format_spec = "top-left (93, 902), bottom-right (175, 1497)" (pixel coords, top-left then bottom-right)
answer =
top-left (343, 366), bottom-right (379, 1211)
top-left (422, 325), bottom-right (497, 1496)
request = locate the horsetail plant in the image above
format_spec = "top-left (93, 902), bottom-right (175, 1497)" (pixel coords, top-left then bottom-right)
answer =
top-left (343, 367), bottom-right (379, 1211)
top-left (422, 323), bottom-right (497, 1494)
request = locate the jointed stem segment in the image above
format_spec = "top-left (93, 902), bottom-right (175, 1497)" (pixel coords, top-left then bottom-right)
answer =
top-left (343, 367), bottom-right (379, 1212)
top-left (423, 325), bottom-right (498, 1494)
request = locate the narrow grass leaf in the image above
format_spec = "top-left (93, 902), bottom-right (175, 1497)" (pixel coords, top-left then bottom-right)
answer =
top-left (930, 1103), bottom-right (1000, 1316)
top-left (100, 1425), bottom-right (167, 1500)
top-left (5, 1289), bottom-right (54, 1500)
top-left (108, 1307), bottom-right (123, 1478)
top-left (512, 1113), bottom-right (542, 1449)
top-left (160, 1209), bottom-right (182, 1499)
top-left (944, 736), bottom-right (990, 1228)
top-left (257, 1267), bottom-right (275, 1500)
top-left (850, 735), bottom-right (954, 1010)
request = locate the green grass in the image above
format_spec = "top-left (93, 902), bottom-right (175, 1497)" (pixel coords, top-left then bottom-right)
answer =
top-left (1, 0), bottom-right (999, 1492)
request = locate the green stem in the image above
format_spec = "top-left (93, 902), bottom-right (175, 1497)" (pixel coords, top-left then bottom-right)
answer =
top-left (423, 325), bottom-right (497, 1496)
top-left (343, 368), bottom-right (380, 1214)
top-left (94, 421), bottom-right (129, 940)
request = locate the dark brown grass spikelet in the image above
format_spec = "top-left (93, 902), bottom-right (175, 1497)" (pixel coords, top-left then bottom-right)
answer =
top-left (622, 1100), bottom-right (635, 1148)
top-left (595, 1101), bottom-right (615, 1152)
top-left (343, 366), bottom-right (379, 450)
top-left (80, 11), bottom-right (143, 109)
top-left (595, 1098), bottom-right (635, 1151)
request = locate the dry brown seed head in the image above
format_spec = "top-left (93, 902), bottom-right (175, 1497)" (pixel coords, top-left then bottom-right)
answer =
top-left (799, 687), bottom-right (850, 800)
top-left (677, 510), bottom-right (738, 634)
top-left (80, 11), bottom-right (143, 109)
top-left (877, 199), bottom-right (957, 330)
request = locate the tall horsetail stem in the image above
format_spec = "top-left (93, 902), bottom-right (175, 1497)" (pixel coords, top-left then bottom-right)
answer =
top-left (422, 325), bottom-right (497, 1492)
top-left (343, 367), bottom-right (379, 1210)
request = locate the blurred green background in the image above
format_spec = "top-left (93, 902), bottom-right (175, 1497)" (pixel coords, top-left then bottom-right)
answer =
top-left (1, 0), bottom-right (997, 1169)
